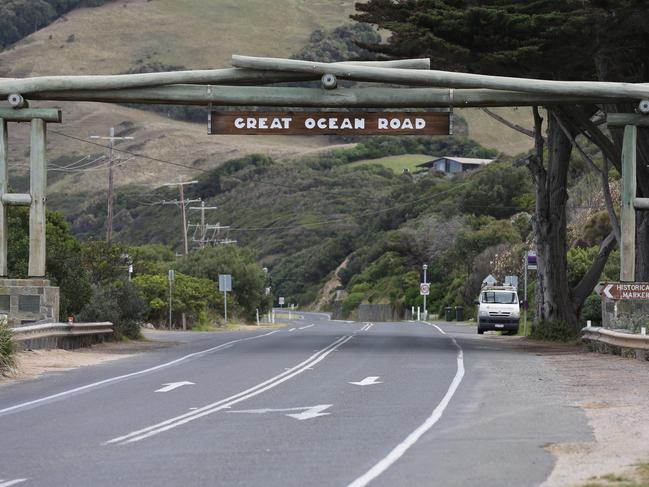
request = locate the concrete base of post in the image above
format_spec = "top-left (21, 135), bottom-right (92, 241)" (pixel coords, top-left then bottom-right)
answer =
top-left (0, 278), bottom-right (60, 327)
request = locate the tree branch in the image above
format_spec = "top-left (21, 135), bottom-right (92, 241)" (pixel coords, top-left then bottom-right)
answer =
top-left (480, 108), bottom-right (536, 138)
top-left (553, 109), bottom-right (621, 245)
top-left (572, 231), bottom-right (617, 309)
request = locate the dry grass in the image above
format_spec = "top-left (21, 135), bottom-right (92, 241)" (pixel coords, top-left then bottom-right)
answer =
top-left (458, 107), bottom-right (535, 156)
top-left (0, 0), bottom-right (357, 77)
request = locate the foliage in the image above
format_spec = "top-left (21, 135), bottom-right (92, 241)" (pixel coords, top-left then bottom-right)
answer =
top-left (0, 0), bottom-right (108, 49)
top-left (456, 162), bottom-right (533, 219)
top-left (353, 1), bottom-right (649, 81)
top-left (0, 318), bottom-right (16, 376)
top-left (292, 23), bottom-right (380, 62)
top-left (342, 292), bottom-right (364, 318)
top-left (176, 246), bottom-right (268, 320)
top-left (7, 208), bottom-right (92, 320)
top-left (133, 272), bottom-right (221, 327)
top-left (78, 280), bottom-right (147, 340)
top-left (81, 240), bottom-right (130, 285)
top-left (580, 293), bottom-right (602, 325)
top-left (530, 320), bottom-right (580, 343)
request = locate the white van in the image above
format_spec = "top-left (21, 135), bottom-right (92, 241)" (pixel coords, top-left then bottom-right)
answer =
top-left (476, 285), bottom-right (520, 335)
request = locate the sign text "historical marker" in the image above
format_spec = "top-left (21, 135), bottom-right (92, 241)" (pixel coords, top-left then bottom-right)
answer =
top-left (210, 111), bottom-right (450, 136)
top-left (595, 282), bottom-right (649, 300)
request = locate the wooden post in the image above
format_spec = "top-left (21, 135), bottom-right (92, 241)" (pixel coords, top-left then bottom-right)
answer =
top-left (0, 119), bottom-right (7, 276)
top-left (28, 118), bottom-right (47, 277)
top-left (621, 124), bottom-right (637, 282)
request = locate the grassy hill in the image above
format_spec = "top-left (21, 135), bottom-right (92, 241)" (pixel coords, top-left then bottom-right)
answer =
top-left (0, 0), bottom-right (357, 77)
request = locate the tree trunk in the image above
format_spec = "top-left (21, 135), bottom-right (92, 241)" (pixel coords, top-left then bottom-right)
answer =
top-left (529, 108), bottom-right (579, 329)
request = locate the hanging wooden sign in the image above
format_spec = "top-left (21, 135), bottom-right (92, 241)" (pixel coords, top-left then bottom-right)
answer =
top-left (209, 111), bottom-right (450, 136)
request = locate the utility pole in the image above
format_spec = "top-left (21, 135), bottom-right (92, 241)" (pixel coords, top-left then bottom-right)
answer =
top-left (161, 178), bottom-right (199, 255)
top-left (90, 128), bottom-right (133, 243)
top-left (189, 201), bottom-right (218, 248)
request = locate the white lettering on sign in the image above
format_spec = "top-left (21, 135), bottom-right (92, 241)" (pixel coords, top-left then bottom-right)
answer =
top-left (234, 117), bottom-right (292, 130)
top-left (378, 117), bottom-right (428, 130)
top-left (304, 117), bottom-right (365, 130)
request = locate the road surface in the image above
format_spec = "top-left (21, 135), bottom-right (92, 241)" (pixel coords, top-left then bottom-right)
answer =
top-left (0, 313), bottom-right (590, 486)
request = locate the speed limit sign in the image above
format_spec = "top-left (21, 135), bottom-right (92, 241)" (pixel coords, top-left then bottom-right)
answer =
top-left (420, 283), bottom-right (430, 296)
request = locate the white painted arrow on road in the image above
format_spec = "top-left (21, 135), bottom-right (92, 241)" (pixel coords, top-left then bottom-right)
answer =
top-left (227, 404), bottom-right (332, 420)
top-left (349, 376), bottom-right (382, 386)
top-left (155, 381), bottom-right (195, 393)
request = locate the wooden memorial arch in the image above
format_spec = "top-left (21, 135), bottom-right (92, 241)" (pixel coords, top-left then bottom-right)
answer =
top-left (0, 55), bottom-right (648, 324)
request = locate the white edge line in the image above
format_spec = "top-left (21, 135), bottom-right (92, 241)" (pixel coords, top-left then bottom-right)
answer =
top-left (109, 335), bottom-right (353, 444)
top-left (346, 321), bottom-right (464, 487)
top-left (298, 324), bottom-right (314, 330)
top-left (0, 480), bottom-right (29, 487)
top-left (0, 330), bottom-right (279, 416)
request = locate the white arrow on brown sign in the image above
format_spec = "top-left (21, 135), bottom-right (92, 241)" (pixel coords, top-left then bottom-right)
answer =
top-left (595, 282), bottom-right (649, 300)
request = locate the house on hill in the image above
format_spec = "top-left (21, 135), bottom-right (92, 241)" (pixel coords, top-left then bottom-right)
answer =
top-left (416, 156), bottom-right (495, 174)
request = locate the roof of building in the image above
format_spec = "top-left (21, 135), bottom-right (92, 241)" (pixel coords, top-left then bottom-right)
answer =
top-left (416, 157), bottom-right (496, 168)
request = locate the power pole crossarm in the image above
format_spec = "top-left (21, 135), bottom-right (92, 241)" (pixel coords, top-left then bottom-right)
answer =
top-left (90, 128), bottom-right (134, 243)
top-left (161, 178), bottom-right (199, 255)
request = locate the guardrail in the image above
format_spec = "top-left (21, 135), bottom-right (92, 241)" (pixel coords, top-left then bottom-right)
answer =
top-left (582, 326), bottom-right (649, 359)
top-left (11, 322), bottom-right (113, 350)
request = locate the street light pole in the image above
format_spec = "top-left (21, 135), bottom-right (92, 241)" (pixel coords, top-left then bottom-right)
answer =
top-left (422, 264), bottom-right (428, 316)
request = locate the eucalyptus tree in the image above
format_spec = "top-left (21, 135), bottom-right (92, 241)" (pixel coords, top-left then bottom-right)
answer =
top-left (353, 0), bottom-right (649, 330)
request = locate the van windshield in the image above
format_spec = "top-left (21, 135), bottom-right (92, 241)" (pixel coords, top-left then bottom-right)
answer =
top-left (481, 291), bottom-right (517, 304)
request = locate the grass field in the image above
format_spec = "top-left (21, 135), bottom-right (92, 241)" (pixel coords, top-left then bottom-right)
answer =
top-left (349, 154), bottom-right (433, 174)
top-left (0, 0), bottom-right (357, 77)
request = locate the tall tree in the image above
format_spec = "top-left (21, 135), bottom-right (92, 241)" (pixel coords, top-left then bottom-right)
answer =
top-left (353, 0), bottom-right (648, 330)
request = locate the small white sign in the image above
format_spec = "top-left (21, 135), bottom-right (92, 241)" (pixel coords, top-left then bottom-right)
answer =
top-left (219, 274), bottom-right (232, 292)
top-left (420, 283), bottom-right (430, 296)
top-left (278, 297), bottom-right (285, 305)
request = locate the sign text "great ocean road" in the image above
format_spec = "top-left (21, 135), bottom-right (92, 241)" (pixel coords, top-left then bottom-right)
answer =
top-left (209, 111), bottom-right (450, 136)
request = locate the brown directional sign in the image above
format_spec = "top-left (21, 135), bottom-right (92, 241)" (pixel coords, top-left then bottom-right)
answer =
top-left (595, 282), bottom-right (649, 300)
top-left (209, 111), bottom-right (450, 136)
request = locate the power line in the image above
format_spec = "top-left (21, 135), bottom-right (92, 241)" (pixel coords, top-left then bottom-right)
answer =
top-left (49, 129), bottom-right (209, 174)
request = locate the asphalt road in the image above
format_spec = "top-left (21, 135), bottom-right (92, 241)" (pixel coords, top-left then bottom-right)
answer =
top-left (0, 313), bottom-right (590, 487)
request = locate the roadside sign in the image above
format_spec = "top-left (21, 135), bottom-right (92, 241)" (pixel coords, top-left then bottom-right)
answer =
top-left (210, 111), bottom-right (450, 136)
top-left (168, 269), bottom-right (175, 283)
top-left (278, 297), bottom-right (285, 306)
top-left (482, 274), bottom-right (497, 286)
top-left (505, 275), bottom-right (519, 288)
top-left (596, 282), bottom-right (649, 300)
top-left (527, 251), bottom-right (537, 270)
top-left (420, 283), bottom-right (430, 296)
top-left (219, 274), bottom-right (232, 292)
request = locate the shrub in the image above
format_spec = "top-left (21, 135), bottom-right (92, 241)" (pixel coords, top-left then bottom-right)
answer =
top-left (78, 281), bottom-right (148, 340)
top-left (342, 292), bottom-right (365, 318)
top-left (0, 318), bottom-right (16, 376)
top-left (580, 294), bottom-right (602, 325)
top-left (530, 320), bottom-right (580, 342)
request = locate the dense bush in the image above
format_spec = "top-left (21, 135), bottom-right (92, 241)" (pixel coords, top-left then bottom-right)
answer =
top-left (78, 281), bottom-right (147, 340)
top-left (0, 318), bottom-right (16, 376)
top-left (133, 272), bottom-right (222, 327)
top-left (530, 320), bottom-right (580, 342)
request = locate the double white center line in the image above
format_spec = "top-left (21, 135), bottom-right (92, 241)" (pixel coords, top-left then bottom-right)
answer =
top-left (359, 323), bottom-right (374, 332)
top-left (106, 335), bottom-right (353, 445)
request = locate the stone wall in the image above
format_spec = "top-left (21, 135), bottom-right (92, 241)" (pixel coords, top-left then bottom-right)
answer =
top-left (358, 303), bottom-right (400, 322)
top-left (602, 298), bottom-right (649, 332)
top-left (0, 278), bottom-right (60, 327)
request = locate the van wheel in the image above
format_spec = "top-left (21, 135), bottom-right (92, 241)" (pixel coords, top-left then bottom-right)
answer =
top-left (477, 327), bottom-right (485, 335)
